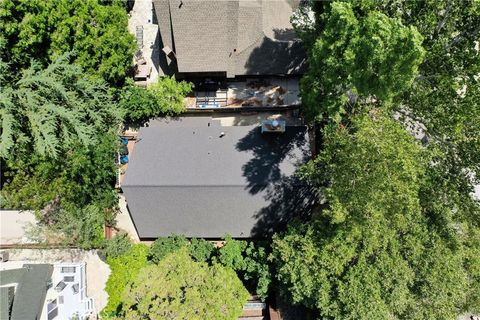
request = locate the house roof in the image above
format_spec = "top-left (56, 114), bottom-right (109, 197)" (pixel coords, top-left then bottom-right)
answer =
top-left (0, 286), bottom-right (14, 320)
top-left (153, 0), bottom-right (307, 77)
top-left (122, 117), bottom-right (315, 238)
top-left (0, 264), bottom-right (53, 320)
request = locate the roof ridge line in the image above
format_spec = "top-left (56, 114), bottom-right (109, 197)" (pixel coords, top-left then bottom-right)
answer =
top-left (235, 32), bottom-right (266, 56)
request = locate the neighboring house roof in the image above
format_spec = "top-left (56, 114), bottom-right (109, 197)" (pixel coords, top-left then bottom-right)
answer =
top-left (0, 264), bottom-right (53, 320)
top-left (153, 0), bottom-right (307, 77)
top-left (0, 286), bottom-right (14, 320)
top-left (122, 117), bottom-right (315, 239)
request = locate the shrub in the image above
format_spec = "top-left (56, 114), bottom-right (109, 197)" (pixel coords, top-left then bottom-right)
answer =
top-left (0, 0), bottom-right (136, 85)
top-left (216, 235), bottom-right (272, 300)
top-left (217, 234), bottom-right (247, 270)
top-left (244, 243), bottom-right (271, 300)
top-left (100, 233), bottom-right (132, 259)
top-left (149, 76), bottom-right (193, 114)
top-left (119, 76), bottom-right (193, 124)
top-left (121, 248), bottom-right (249, 319)
top-left (103, 244), bottom-right (149, 316)
top-left (148, 235), bottom-right (188, 263)
top-left (189, 238), bottom-right (215, 262)
top-left (53, 205), bottom-right (105, 249)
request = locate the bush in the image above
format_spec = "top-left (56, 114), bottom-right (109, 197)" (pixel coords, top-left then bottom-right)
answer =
top-left (49, 205), bottom-right (105, 249)
top-left (100, 233), bottom-right (132, 258)
top-left (216, 235), bottom-right (272, 300)
top-left (189, 238), bottom-right (215, 262)
top-left (217, 234), bottom-right (247, 270)
top-left (0, 0), bottom-right (136, 85)
top-left (103, 244), bottom-right (149, 316)
top-left (149, 76), bottom-right (193, 114)
top-left (121, 248), bottom-right (249, 320)
top-left (119, 76), bottom-right (193, 123)
top-left (244, 243), bottom-right (271, 300)
top-left (146, 234), bottom-right (272, 301)
top-left (148, 235), bottom-right (188, 263)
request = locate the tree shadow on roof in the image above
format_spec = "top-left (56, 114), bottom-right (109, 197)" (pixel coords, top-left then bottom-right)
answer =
top-left (236, 125), bottom-right (316, 237)
top-left (236, 126), bottom-right (309, 195)
top-left (271, 28), bottom-right (298, 41)
top-left (250, 174), bottom-right (316, 238)
top-left (242, 35), bottom-right (308, 75)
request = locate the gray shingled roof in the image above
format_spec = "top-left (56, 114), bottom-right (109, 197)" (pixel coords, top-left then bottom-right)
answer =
top-left (0, 286), bottom-right (14, 320)
top-left (0, 264), bottom-right (53, 320)
top-left (122, 117), bottom-right (314, 238)
top-left (153, 0), bottom-right (307, 77)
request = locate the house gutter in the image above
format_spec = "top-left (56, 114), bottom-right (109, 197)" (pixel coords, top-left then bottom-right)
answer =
top-left (184, 104), bottom-right (301, 114)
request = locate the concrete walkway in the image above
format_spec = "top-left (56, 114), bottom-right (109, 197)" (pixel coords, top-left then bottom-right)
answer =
top-left (116, 194), bottom-right (141, 243)
top-left (128, 0), bottom-right (160, 84)
top-left (0, 210), bottom-right (38, 245)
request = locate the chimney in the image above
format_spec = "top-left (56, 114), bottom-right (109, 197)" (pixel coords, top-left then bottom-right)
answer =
top-left (162, 46), bottom-right (177, 61)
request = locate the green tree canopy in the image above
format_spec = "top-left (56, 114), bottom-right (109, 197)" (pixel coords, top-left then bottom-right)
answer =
top-left (272, 112), bottom-right (479, 319)
top-left (300, 1), bottom-right (425, 121)
top-left (297, 0), bottom-right (480, 205)
top-left (0, 56), bottom-right (121, 247)
top-left (0, 132), bottom-right (119, 248)
top-left (0, 55), bottom-right (121, 160)
top-left (0, 0), bottom-right (136, 84)
top-left (119, 76), bottom-right (193, 124)
top-left (121, 248), bottom-right (249, 320)
top-left (148, 234), bottom-right (189, 264)
top-left (104, 244), bottom-right (149, 315)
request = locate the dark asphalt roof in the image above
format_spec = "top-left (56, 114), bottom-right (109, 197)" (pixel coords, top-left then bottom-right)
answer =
top-left (0, 264), bottom-right (53, 320)
top-left (0, 287), bottom-right (14, 320)
top-left (153, 0), bottom-right (307, 77)
top-left (123, 123), bottom-right (307, 187)
top-left (0, 268), bottom-right (26, 286)
top-left (122, 117), bottom-right (315, 238)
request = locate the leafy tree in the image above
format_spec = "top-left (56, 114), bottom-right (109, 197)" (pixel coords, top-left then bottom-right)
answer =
top-left (0, 55), bottom-right (121, 248)
top-left (0, 130), bottom-right (119, 248)
top-left (54, 205), bottom-right (106, 249)
top-left (0, 55), bottom-right (121, 160)
top-left (121, 248), bottom-right (249, 320)
top-left (1, 132), bottom-right (118, 211)
top-left (100, 232), bottom-right (132, 259)
top-left (0, 0), bottom-right (136, 84)
top-left (217, 235), bottom-right (248, 270)
top-left (189, 238), bottom-right (215, 262)
top-left (264, 1), bottom-right (480, 318)
top-left (117, 82), bottom-right (158, 124)
top-left (300, 2), bottom-right (424, 121)
top-left (272, 112), bottom-right (479, 319)
top-left (119, 77), bottom-right (193, 124)
top-left (104, 244), bottom-right (149, 316)
top-left (351, 11), bottom-right (425, 101)
top-left (243, 242), bottom-right (271, 301)
top-left (149, 76), bottom-right (193, 114)
top-left (217, 235), bottom-right (272, 301)
top-left (386, 1), bottom-right (480, 231)
top-left (148, 235), bottom-right (189, 263)
top-left (296, 1), bottom-right (480, 217)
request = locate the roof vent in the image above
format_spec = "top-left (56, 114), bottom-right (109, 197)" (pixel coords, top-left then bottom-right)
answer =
top-left (261, 119), bottom-right (286, 133)
top-left (219, 132), bottom-right (225, 138)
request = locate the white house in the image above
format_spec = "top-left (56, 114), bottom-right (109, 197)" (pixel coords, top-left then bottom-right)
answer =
top-left (44, 263), bottom-right (94, 320)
